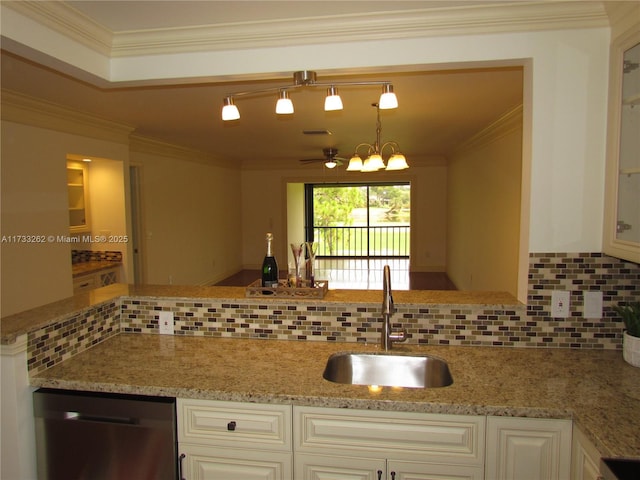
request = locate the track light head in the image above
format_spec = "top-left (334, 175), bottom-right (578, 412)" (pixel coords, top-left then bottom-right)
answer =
top-left (324, 86), bottom-right (343, 111)
top-left (379, 84), bottom-right (398, 109)
top-left (222, 96), bottom-right (240, 121)
top-left (275, 90), bottom-right (294, 114)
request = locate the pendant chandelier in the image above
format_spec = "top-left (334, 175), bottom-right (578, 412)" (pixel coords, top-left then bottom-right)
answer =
top-left (347, 103), bottom-right (409, 172)
top-left (221, 70), bottom-right (398, 121)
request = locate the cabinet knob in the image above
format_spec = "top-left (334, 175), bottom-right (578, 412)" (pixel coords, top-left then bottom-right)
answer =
top-left (377, 470), bottom-right (383, 480)
top-left (390, 472), bottom-right (396, 480)
top-left (227, 421), bottom-right (237, 431)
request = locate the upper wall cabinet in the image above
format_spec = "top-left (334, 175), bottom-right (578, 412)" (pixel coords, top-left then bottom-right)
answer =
top-left (67, 160), bottom-right (91, 233)
top-left (604, 25), bottom-right (640, 264)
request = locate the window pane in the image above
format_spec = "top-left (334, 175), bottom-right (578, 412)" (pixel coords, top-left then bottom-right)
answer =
top-left (312, 183), bottom-right (410, 257)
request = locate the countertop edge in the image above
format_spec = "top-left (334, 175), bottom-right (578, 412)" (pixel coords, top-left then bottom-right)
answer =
top-left (29, 377), bottom-right (573, 420)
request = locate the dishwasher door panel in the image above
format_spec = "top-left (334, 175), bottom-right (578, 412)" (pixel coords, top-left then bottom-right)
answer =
top-left (34, 389), bottom-right (177, 480)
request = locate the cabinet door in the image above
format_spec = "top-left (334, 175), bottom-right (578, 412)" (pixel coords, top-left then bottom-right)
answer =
top-left (388, 460), bottom-right (484, 480)
top-left (181, 444), bottom-right (292, 480)
top-left (485, 416), bottom-right (571, 480)
top-left (571, 427), bottom-right (601, 480)
top-left (603, 27), bottom-right (640, 263)
top-left (98, 268), bottom-right (119, 287)
top-left (294, 453), bottom-right (385, 480)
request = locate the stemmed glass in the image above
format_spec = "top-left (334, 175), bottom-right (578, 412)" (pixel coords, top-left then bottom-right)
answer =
top-left (290, 243), bottom-right (304, 287)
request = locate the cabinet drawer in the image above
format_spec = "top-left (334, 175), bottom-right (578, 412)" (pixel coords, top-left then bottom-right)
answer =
top-left (294, 406), bottom-right (485, 465)
top-left (73, 274), bottom-right (96, 292)
top-left (178, 399), bottom-right (292, 451)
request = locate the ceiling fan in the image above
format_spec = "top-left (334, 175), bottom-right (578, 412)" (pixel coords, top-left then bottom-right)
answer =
top-left (299, 147), bottom-right (348, 169)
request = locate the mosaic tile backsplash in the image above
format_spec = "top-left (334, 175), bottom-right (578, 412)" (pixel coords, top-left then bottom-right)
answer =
top-left (28, 301), bottom-right (120, 374)
top-left (27, 253), bottom-right (639, 374)
top-left (71, 250), bottom-right (123, 264)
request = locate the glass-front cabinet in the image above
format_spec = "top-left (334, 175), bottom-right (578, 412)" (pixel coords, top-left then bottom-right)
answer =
top-left (67, 160), bottom-right (91, 233)
top-left (604, 24), bottom-right (640, 264)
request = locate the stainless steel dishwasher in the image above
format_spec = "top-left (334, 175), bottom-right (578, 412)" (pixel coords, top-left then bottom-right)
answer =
top-left (33, 388), bottom-right (178, 480)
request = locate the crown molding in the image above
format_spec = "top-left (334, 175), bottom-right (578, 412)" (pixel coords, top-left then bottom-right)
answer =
top-left (605, 1), bottom-right (640, 41)
top-left (1, 89), bottom-right (134, 143)
top-left (3, 1), bottom-right (610, 60)
top-left (0, 89), bottom-right (235, 166)
top-left (454, 104), bottom-right (523, 154)
top-left (2, 0), bottom-right (112, 56)
top-left (111, 2), bottom-right (609, 56)
top-left (129, 134), bottom-right (236, 169)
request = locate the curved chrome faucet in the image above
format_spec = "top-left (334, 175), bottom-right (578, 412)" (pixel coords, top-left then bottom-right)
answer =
top-left (381, 265), bottom-right (407, 350)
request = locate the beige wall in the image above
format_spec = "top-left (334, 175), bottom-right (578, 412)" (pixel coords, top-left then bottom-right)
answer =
top-left (447, 108), bottom-right (523, 296)
top-left (0, 119), bottom-right (130, 316)
top-left (131, 145), bottom-right (242, 286)
top-left (241, 162), bottom-right (448, 273)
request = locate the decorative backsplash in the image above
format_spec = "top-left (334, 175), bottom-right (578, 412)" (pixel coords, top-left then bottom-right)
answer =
top-left (527, 252), bottom-right (639, 348)
top-left (28, 301), bottom-right (120, 374)
top-left (71, 250), bottom-right (123, 264)
top-left (27, 252), bottom-right (639, 374)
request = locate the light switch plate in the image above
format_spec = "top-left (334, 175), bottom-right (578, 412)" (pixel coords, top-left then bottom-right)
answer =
top-left (583, 291), bottom-right (603, 319)
top-left (551, 290), bottom-right (570, 318)
top-left (158, 311), bottom-right (174, 335)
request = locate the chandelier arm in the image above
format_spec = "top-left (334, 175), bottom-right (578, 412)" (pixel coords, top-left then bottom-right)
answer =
top-left (380, 141), bottom-right (400, 155)
top-left (352, 142), bottom-right (374, 156)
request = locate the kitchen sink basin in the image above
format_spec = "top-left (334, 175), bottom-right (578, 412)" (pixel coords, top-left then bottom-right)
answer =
top-left (323, 352), bottom-right (453, 388)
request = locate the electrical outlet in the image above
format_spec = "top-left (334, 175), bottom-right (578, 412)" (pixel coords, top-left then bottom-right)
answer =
top-left (551, 290), bottom-right (570, 318)
top-left (158, 311), bottom-right (174, 335)
top-left (583, 291), bottom-right (603, 319)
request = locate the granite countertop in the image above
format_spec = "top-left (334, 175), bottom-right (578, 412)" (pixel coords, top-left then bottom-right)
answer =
top-left (72, 261), bottom-right (122, 277)
top-left (0, 284), bottom-right (520, 345)
top-left (31, 333), bottom-right (640, 460)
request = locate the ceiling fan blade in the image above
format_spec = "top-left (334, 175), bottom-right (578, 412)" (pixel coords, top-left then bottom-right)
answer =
top-left (299, 158), bottom-right (326, 163)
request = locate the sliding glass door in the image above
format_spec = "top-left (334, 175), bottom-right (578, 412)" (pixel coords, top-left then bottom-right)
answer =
top-left (305, 183), bottom-right (410, 258)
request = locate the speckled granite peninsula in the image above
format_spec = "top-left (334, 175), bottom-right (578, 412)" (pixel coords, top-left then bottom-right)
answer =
top-left (2, 283), bottom-right (640, 464)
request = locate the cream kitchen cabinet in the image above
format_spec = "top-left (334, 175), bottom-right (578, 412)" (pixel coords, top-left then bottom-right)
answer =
top-left (485, 416), bottom-right (572, 480)
top-left (177, 399), bottom-right (293, 480)
top-left (293, 406), bottom-right (485, 480)
top-left (603, 21), bottom-right (640, 263)
top-left (570, 426), bottom-right (602, 480)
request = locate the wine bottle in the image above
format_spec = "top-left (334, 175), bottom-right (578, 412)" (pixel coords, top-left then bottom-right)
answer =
top-left (261, 232), bottom-right (279, 288)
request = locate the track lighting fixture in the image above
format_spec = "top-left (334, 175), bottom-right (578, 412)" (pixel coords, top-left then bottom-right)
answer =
top-left (221, 70), bottom-right (398, 121)
top-left (347, 103), bottom-right (409, 172)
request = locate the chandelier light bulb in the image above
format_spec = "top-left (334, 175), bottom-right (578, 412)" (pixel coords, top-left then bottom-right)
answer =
top-left (346, 154), bottom-right (363, 171)
top-left (385, 153), bottom-right (409, 170)
top-left (362, 153), bottom-right (385, 172)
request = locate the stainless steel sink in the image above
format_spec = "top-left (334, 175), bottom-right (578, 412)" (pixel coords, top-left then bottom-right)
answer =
top-left (323, 352), bottom-right (453, 388)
